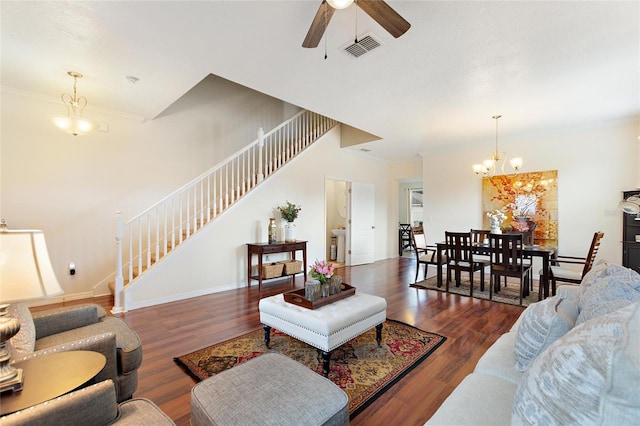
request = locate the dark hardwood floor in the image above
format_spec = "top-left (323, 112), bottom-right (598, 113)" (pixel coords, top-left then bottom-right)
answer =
top-left (38, 257), bottom-right (524, 425)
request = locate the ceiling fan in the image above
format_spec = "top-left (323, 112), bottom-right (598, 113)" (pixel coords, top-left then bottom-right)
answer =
top-left (302, 0), bottom-right (411, 48)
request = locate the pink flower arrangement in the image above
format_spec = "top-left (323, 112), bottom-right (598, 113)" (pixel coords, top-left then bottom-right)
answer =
top-left (309, 260), bottom-right (335, 284)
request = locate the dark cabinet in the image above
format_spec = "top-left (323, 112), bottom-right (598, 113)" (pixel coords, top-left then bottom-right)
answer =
top-left (622, 190), bottom-right (640, 274)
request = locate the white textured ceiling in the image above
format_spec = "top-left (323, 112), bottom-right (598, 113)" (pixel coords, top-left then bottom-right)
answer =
top-left (1, 1), bottom-right (638, 162)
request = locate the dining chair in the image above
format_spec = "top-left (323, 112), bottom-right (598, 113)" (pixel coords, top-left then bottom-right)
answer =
top-left (489, 233), bottom-right (532, 305)
top-left (543, 231), bottom-right (604, 294)
top-left (470, 229), bottom-right (491, 245)
top-left (504, 230), bottom-right (534, 289)
top-left (399, 223), bottom-right (413, 256)
top-left (445, 231), bottom-right (489, 296)
top-left (470, 229), bottom-right (491, 262)
top-left (411, 227), bottom-right (446, 283)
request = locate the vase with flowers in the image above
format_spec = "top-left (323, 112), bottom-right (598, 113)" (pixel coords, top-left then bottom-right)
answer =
top-left (506, 194), bottom-right (539, 231)
top-left (278, 201), bottom-right (301, 242)
top-left (486, 209), bottom-right (507, 234)
top-left (309, 259), bottom-right (336, 298)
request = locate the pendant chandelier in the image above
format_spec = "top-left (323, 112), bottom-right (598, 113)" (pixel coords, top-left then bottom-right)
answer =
top-left (51, 71), bottom-right (108, 136)
top-left (472, 115), bottom-right (522, 177)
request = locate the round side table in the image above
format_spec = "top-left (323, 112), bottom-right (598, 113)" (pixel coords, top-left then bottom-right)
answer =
top-left (0, 350), bottom-right (106, 415)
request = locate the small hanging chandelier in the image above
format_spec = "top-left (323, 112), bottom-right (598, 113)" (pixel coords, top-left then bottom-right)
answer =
top-left (472, 114), bottom-right (522, 177)
top-left (51, 71), bottom-right (108, 136)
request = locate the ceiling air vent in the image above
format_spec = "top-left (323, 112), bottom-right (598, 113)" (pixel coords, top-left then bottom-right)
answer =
top-left (343, 34), bottom-right (381, 58)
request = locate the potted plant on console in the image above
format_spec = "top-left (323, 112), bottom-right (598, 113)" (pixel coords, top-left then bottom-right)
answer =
top-left (278, 201), bottom-right (301, 242)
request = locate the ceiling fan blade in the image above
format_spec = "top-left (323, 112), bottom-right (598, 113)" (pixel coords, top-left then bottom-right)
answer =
top-left (357, 0), bottom-right (411, 38)
top-left (302, 1), bottom-right (336, 48)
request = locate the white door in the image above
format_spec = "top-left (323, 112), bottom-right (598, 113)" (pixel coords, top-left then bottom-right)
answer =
top-left (347, 182), bottom-right (375, 265)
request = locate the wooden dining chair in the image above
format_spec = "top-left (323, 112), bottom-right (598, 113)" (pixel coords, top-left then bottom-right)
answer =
top-left (543, 231), bottom-right (604, 294)
top-left (399, 223), bottom-right (413, 256)
top-left (489, 233), bottom-right (532, 305)
top-left (411, 227), bottom-right (446, 283)
top-left (470, 229), bottom-right (491, 245)
top-left (504, 230), bottom-right (534, 289)
top-left (445, 231), bottom-right (489, 296)
top-left (470, 229), bottom-right (491, 263)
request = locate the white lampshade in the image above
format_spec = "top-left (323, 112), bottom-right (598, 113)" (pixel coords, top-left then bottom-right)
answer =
top-left (0, 229), bottom-right (64, 303)
top-left (52, 115), bottom-right (100, 136)
top-left (327, 0), bottom-right (354, 9)
top-left (472, 164), bottom-right (484, 174)
top-left (510, 157), bottom-right (523, 170)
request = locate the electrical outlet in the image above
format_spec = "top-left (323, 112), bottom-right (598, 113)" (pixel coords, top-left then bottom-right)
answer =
top-left (265, 255), bottom-right (270, 261)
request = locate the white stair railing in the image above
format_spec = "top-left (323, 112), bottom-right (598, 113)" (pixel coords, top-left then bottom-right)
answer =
top-left (112, 110), bottom-right (337, 313)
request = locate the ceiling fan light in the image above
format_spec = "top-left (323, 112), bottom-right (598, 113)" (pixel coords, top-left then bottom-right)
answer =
top-left (327, 0), bottom-right (354, 10)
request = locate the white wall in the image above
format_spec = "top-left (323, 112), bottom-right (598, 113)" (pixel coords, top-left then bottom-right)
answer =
top-left (422, 117), bottom-right (639, 264)
top-left (2, 78), bottom-right (414, 307)
top-left (126, 127), bottom-right (399, 309)
top-left (0, 81), bottom-right (299, 303)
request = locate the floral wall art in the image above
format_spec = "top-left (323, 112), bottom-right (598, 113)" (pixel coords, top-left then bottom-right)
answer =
top-left (482, 170), bottom-right (558, 247)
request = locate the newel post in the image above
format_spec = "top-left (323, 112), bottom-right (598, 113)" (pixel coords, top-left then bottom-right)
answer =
top-left (112, 211), bottom-right (124, 314)
top-left (258, 127), bottom-right (265, 183)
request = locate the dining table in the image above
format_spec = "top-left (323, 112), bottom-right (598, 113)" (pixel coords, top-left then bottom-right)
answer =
top-left (435, 241), bottom-right (557, 298)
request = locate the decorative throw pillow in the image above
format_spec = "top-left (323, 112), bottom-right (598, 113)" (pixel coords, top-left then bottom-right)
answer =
top-left (512, 302), bottom-right (640, 425)
top-left (555, 285), bottom-right (579, 303)
top-left (577, 267), bottom-right (640, 325)
top-left (513, 296), bottom-right (578, 371)
top-left (8, 302), bottom-right (36, 355)
top-left (576, 258), bottom-right (609, 293)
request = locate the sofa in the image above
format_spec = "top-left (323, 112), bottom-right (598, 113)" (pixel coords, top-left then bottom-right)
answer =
top-left (426, 262), bottom-right (640, 425)
top-left (0, 379), bottom-right (174, 425)
top-left (8, 303), bottom-right (142, 402)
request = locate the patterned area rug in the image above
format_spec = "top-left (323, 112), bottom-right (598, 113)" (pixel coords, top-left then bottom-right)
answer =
top-left (174, 320), bottom-right (446, 418)
top-left (411, 273), bottom-right (539, 306)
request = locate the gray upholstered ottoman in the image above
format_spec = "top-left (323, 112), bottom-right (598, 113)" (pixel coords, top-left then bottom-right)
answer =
top-left (190, 353), bottom-right (349, 426)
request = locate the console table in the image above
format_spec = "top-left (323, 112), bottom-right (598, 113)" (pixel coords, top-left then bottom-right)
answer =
top-left (247, 241), bottom-right (307, 290)
top-left (0, 351), bottom-right (106, 415)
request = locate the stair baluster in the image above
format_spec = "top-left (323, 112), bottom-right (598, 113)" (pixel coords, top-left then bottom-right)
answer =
top-left (111, 110), bottom-right (337, 313)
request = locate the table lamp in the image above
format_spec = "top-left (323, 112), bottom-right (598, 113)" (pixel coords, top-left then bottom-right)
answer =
top-left (0, 220), bottom-right (64, 392)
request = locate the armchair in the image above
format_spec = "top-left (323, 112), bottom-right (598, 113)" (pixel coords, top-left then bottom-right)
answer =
top-left (8, 303), bottom-right (141, 402)
top-left (0, 379), bottom-right (174, 425)
top-left (411, 227), bottom-right (446, 282)
top-left (542, 231), bottom-right (604, 295)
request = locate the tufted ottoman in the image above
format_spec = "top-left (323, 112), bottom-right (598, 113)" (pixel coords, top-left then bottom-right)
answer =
top-left (259, 291), bottom-right (387, 376)
top-left (190, 353), bottom-right (349, 426)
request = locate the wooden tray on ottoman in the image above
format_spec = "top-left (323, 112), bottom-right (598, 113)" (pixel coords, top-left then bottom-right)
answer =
top-left (283, 283), bottom-right (356, 309)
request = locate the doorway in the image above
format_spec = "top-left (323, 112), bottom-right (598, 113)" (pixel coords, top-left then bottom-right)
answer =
top-left (399, 179), bottom-right (424, 228)
top-left (325, 179), bottom-right (375, 266)
top-left (398, 179), bottom-right (423, 257)
top-left (325, 179), bottom-right (348, 266)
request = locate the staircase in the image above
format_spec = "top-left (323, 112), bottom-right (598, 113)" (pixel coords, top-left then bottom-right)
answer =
top-left (111, 110), bottom-right (338, 313)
